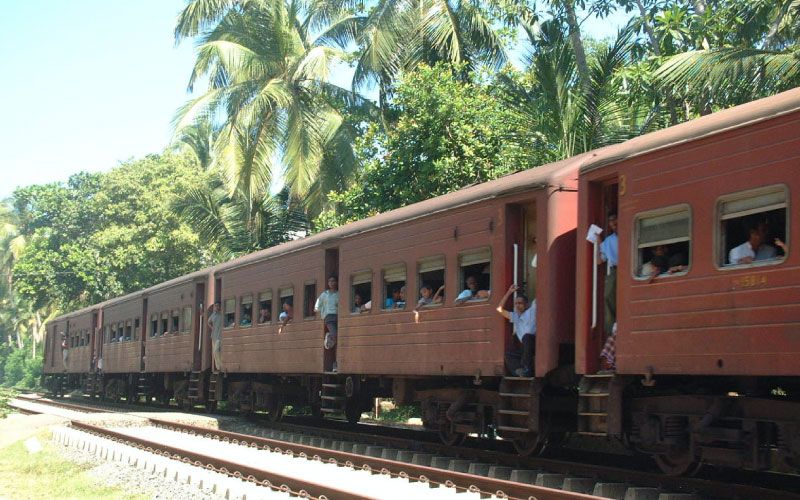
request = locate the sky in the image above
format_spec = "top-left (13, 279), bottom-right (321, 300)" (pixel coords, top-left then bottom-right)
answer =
top-left (0, 1), bottom-right (631, 199)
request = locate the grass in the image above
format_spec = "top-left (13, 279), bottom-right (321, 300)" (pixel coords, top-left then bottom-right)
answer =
top-left (0, 388), bottom-right (18, 419)
top-left (0, 431), bottom-right (146, 500)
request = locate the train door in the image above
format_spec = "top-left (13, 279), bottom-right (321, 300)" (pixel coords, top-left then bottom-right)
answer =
top-left (140, 298), bottom-right (148, 372)
top-left (91, 312), bottom-right (99, 371)
top-left (324, 248), bottom-right (339, 372)
top-left (584, 179), bottom-right (618, 373)
top-left (192, 282), bottom-right (205, 371)
top-left (503, 202), bottom-right (537, 372)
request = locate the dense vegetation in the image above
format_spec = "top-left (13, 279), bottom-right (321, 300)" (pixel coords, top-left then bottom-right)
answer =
top-left (2, 0), bottom-right (799, 385)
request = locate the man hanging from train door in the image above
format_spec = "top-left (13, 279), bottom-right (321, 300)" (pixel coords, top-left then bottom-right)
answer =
top-left (61, 332), bottom-right (69, 372)
top-left (208, 302), bottom-right (223, 372)
top-left (315, 275), bottom-right (339, 372)
top-left (496, 284), bottom-right (536, 377)
top-left (599, 213), bottom-right (618, 335)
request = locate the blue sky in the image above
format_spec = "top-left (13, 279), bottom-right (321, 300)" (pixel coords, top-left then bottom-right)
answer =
top-left (0, 1), bottom-right (630, 199)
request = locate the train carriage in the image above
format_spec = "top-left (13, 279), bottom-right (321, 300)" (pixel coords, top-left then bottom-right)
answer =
top-left (43, 305), bottom-right (99, 394)
top-left (575, 88), bottom-right (800, 473)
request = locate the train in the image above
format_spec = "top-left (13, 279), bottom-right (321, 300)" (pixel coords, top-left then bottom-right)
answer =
top-left (43, 89), bottom-right (800, 475)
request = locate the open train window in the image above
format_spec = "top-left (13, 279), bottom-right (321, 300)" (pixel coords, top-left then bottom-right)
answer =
top-left (279, 288), bottom-right (294, 323)
top-left (161, 312), bottom-right (169, 335)
top-left (150, 314), bottom-right (158, 337)
top-left (169, 310), bottom-right (179, 333)
top-left (223, 299), bottom-right (236, 328)
top-left (134, 318), bottom-right (140, 339)
top-left (382, 264), bottom-right (406, 310)
top-left (303, 282), bottom-right (317, 319)
top-left (351, 270), bottom-right (372, 314)
top-left (417, 256), bottom-right (445, 307)
top-left (457, 247), bottom-right (492, 303)
top-left (258, 291), bottom-right (272, 324)
top-left (125, 320), bottom-right (132, 341)
top-left (118, 322), bottom-right (125, 342)
top-left (182, 307), bottom-right (192, 333)
top-left (634, 206), bottom-right (691, 280)
top-left (240, 295), bottom-right (253, 327)
top-left (718, 185), bottom-right (788, 268)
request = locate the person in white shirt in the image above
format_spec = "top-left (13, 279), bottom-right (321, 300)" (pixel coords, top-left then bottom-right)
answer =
top-left (315, 275), bottom-right (339, 351)
top-left (207, 303), bottom-right (223, 372)
top-left (729, 223), bottom-right (785, 265)
top-left (496, 284), bottom-right (536, 377)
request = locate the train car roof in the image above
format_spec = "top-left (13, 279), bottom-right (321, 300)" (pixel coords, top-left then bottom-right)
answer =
top-left (580, 87), bottom-right (800, 175)
top-left (215, 153), bottom-right (587, 273)
top-left (50, 304), bottom-right (99, 324)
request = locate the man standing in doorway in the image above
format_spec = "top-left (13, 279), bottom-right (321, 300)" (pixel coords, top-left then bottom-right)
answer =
top-left (600, 213), bottom-right (618, 334)
top-left (496, 284), bottom-right (536, 377)
top-left (315, 275), bottom-right (339, 371)
top-left (208, 302), bottom-right (223, 372)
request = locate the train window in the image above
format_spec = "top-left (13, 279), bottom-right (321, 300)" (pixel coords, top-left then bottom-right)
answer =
top-left (351, 270), bottom-right (372, 314)
top-left (224, 299), bottom-right (236, 328)
top-left (457, 247), bottom-right (492, 302)
top-left (303, 283), bottom-right (316, 319)
top-left (634, 206), bottom-right (691, 280)
top-left (171, 310), bottom-right (180, 333)
top-left (279, 288), bottom-right (294, 323)
top-left (161, 312), bottom-right (169, 335)
top-left (240, 295), bottom-right (253, 327)
top-left (718, 185), bottom-right (788, 268)
top-left (382, 264), bottom-right (406, 310)
top-left (258, 291), bottom-right (272, 324)
top-left (134, 318), bottom-right (140, 340)
top-left (150, 314), bottom-right (158, 337)
top-left (125, 320), bottom-right (132, 341)
top-left (182, 307), bottom-right (192, 333)
top-left (417, 256), bottom-right (445, 307)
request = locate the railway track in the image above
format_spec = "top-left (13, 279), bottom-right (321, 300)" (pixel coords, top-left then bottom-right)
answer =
top-left (13, 395), bottom-right (800, 499)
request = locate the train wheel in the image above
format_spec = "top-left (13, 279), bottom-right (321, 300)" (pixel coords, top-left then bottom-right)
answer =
top-left (513, 431), bottom-right (546, 456)
top-left (654, 447), bottom-right (702, 476)
top-left (266, 400), bottom-right (285, 422)
top-left (438, 424), bottom-right (466, 447)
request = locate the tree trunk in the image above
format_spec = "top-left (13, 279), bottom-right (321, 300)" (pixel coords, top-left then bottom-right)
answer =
top-left (635, 0), bottom-right (660, 56)
top-left (563, 0), bottom-right (591, 90)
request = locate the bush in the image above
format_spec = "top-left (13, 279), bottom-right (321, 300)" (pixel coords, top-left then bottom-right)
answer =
top-left (2, 348), bottom-right (42, 389)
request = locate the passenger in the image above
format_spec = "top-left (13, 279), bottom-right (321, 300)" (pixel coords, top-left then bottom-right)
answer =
top-left (208, 302), bottom-right (223, 372)
top-left (415, 283), bottom-right (444, 309)
top-left (258, 307), bottom-right (271, 324)
top-left (315, 275), bottom-right (339, 351)
top-left (599, 213), bottom-right (618, 334)
top-left (455, 275), bottom-right (490, 304)
top-left (353, 293), bottom-right (370, 314)
top-left (278, 298), bottom-right (293, 334)
top-left (61, 333), bottom-right (69, 371)
top-left (599, 322), bottom-right (617, 372)
top-left (729, 223), bottom-right (778, 265)
top-left (640, 245), bottom-right (669, 281)
top-left (385, 286), bottom-right (402, 309)
top-left (496, 284), bottom-right (536, 378)
top-left (397, 285), bottom-right (407, 308)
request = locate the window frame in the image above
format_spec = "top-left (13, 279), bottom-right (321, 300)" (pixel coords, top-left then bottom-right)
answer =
top-left (417, 255), bottom-right (446, 309)
top-left (715, 184), bottom-right (789, 271)
top-left (632, 204), bottom-right (692, 281)
top-left (150, 314), bottom-right (159, 338)
top-left (240, 294), bottom-right (254, 327)
top-left (303, 281), bottom-right (317, 320)
top-left (457, 246), bottom-right (492, 304)
top-left (257, 290), bottom-right (273, 325)
top-left (160, 312), bottom-right (169, 335)
top-left (223, 298), bottom-right (236, 329)
top-left (382, 263), bottom-right (407, 311)
top-left (350, 269), bottom-right (373, 315)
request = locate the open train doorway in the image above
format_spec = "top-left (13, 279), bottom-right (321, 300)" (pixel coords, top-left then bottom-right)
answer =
top-left (193, 282), bottom-right (205, 371)
top-left (324, 248), bottom-right (339, 372)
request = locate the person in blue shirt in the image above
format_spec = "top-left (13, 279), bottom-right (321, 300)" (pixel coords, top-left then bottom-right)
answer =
top-left (496, 284), bottom-right (536, 377)
top-left (599, 213), bottom-right (618, 335)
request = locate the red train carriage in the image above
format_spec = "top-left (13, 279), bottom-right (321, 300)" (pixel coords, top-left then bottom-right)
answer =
top-left (43, 306), bottom-right (99, 395)
top-left (576, 88), bottom-right (800, 473)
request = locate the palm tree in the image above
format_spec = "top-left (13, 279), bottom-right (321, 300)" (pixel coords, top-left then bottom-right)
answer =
top-left (496, 21), bottom-right (661, 160)
top-left (317, 0), bottom-right (514, 103)
top-left (174, 174), bottom-right (309, 262)
top-left (655, 1), bottom-right (800, 112)
top-left (173, 0), bottom-right (374, 214)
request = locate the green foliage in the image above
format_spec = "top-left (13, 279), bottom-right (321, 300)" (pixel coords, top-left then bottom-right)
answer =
top-left (12, 153), bottom-right (208, 310)
top-left (2, 348), bottom-right (41, 389)
top-left (316, 63), bottom-right (546, 228)
top-left (376, 404), bottom-right (422, 422)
